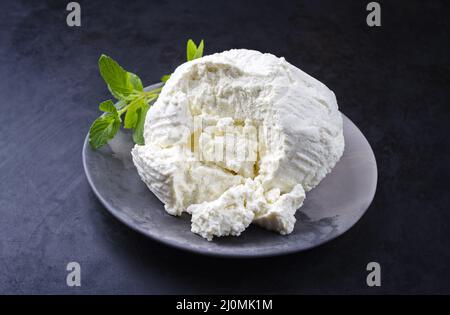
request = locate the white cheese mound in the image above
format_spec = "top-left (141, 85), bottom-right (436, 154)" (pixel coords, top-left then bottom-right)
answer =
top-left (132, 49), bottom-right (344, 240)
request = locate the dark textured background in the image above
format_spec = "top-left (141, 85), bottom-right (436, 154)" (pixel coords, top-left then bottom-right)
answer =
top-left (0, 0), bottom-right (449, 294)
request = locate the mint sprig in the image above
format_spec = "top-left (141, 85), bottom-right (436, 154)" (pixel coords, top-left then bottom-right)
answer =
top-left (89, 39), bottom-right (205, 149)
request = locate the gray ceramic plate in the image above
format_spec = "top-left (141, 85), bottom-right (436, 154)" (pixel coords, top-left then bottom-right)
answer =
top-left (82, 85), bottom-right (377, 258)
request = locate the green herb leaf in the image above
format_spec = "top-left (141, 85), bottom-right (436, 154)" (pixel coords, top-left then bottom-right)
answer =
top-left (193, 40), bottom-right (204, 59)
top-left (161, 74), bottom-right (171, 83)
top-left (98, 100), bottom-right (117, 113)
top-left (89, 113), bottom-right (121, 149)
top-left (187, 39), bottom-right (197, 61)
top-left (124, 98), bottom-right (145, 129)
top-left (129, 72), bottom-right (143, 91)
top-left (133, 104), bottom-right (150, 145)
top-left (98, 55), bottom-right (141, 99)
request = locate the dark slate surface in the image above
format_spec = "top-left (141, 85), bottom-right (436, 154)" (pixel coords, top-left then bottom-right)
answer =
top-left (0, 0), bottom-right (449, 294)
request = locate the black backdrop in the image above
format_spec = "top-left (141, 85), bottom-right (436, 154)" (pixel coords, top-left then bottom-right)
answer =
top-left (0, 0), bottom-right (449, 294)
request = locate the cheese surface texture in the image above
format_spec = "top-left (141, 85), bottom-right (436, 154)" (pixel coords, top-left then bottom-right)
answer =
top-left (132, 49), bottom-right (344, 241)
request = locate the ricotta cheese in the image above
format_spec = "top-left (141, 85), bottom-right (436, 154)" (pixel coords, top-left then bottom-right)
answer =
top-left (132, 49), bottom-right (344, 240)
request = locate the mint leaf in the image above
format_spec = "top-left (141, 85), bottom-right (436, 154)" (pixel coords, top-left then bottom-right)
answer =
top-left (124, 98), bottom-right (145, 129)
top-left (161, 74), bottom-right (171, 83)
top-left (133, 104), bottom-right (150, 145)
top-left (193, 40), bottom-right (204, 59)
top-left (98, 55), bottom-right (131, 97)
top-left (187, 39), bottom-right (204, 61)
top-left (129, 72), bottom-right (143, 91)
top-left (98, 100), bottom-right (117, 113)
top-left (187, 39), bottom-right (197, 61)
top-left (89, 113), bottom-right (121, 149)
top-left (98, 55), bottom-right (142, 99)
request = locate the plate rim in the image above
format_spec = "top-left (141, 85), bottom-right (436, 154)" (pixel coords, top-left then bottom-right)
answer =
top-left (82, 87), bottom-right (378, 258)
